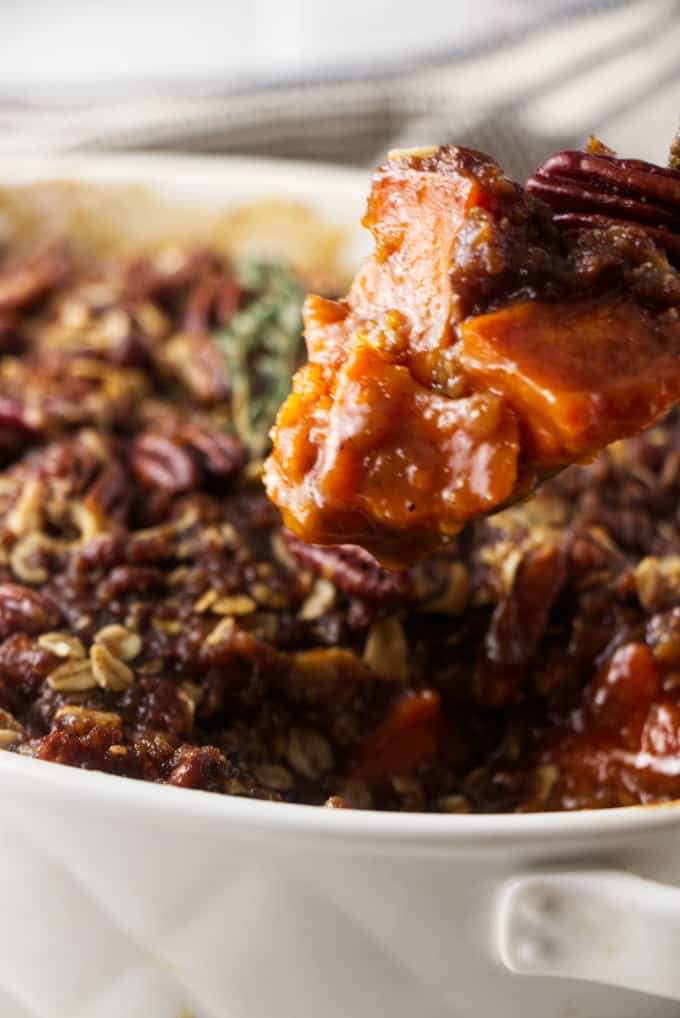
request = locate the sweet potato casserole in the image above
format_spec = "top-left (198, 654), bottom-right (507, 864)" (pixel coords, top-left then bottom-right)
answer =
top-left (2, 166), bottom-right (680, 813)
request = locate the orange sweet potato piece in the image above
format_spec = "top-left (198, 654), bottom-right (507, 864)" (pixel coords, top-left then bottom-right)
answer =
top-left (348, 152), bottom-right (487, 354)
top-left (459, 295), bottom-right (680, 467)
top-left (356, 689), bottom-right (442, 781)
top-left (269, 340), bottom-right (519, 564)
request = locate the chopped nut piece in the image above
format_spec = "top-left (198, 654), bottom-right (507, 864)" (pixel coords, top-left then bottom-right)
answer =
top-left (363, 617), bottom-right (409, 681)
top-left (635, 557), bottom-right (680, 611)
top-left (249, 581), bottom-right (287, 608)
top-left (180, 680), bottom-right (204, 707)
top-left (242, 459), bottom-right (265, 483)
top-left (99, 308), bottom-right (130, 343)
top-left (168, 565), bottom-right (190, 587)
top-left (298, 577), bottom-right (336, 620)
top-left (177, 685), bottom-right (199, 723)
top-left (290, 647), bottom-right (369, 685)
top-left (324, 795), bottom-right (350, 808)
top-left (154, 245), bottom-right (188, 275)
top-left (388, 145), bottom-right (439, 161)
top-left (437, 794), bottom-right (470, 813)
top-left (133, 301), bottom-right (169, 338)
top-left (0, 707), bottom-right (23, 735)
top-left (220, 522), bottom-right (238, 545)
top-left (59, 298), bottom-right (90, 329)
top-left (271, 530), bottom-right (297, 571)
top-left (90, 643), bottom-right (134, 692)
top-left (481, 542), bottom-right (523, 595)
top-left (0, 729), bottom-right (21, 748)
top-left (421, 562), bottom-right (469, 615)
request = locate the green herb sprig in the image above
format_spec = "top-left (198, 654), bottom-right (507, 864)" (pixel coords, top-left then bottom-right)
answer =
top-left (213, 260), bottom-right (305, 457)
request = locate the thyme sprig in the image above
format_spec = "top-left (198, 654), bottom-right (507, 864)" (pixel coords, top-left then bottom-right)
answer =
top-left (213, 260), bottom-right (305, 457)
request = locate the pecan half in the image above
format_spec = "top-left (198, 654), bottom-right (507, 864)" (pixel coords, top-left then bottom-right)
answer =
top-left (283, 532), bottom-right (410, 602)
top-left (527, 150), bottom-right (680, 261)
top-left (131, 433), bottom-right (200, 493)
top-left (97, 565), bottom-right (165, 601)
top-left (0, 311), bottom-right (17, 349)
top-left (85, 458), bottom-right (132, 522)
top-left (0, 583), bottom-right (60, 638)
top-left (0, 245), bottom-right (71, 312)
top-left (184, 273), bottom-right (240, 334)
top-left (0, 396), bottom-right (41, 462)
top-left (126, 248), bottom-right (220, 301)
top-left (180, 425), bottom-right (248, 479)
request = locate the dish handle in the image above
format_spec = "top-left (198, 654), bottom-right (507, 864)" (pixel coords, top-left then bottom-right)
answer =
top-left (497, 869), bottom-right (680, 1001)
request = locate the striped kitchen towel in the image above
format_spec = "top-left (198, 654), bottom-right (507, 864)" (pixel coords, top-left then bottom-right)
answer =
top-left (1, 0), bottom-right (679, 180)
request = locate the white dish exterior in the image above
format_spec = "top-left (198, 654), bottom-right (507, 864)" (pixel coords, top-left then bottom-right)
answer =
top-left (2, 154), bottom-right (680, 1018)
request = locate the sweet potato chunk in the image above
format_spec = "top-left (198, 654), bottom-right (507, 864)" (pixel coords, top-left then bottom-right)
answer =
top-left (271, 340), bottom-right (519, 563)
top-left (355, 689), bottom-right (442, 782)
top-left (266, 144), bottom-right (680, 563)
top-left (459, 296), bottom-right (680, 466)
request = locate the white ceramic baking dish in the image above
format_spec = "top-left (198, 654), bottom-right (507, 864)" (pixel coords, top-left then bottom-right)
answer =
top-left (2, 154), bottom-right (680, 1018)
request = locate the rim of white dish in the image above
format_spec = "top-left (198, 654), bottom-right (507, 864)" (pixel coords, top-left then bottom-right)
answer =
top-left (3, 750), bottom-right (680, 847)
top-left (0, 150), bottom-right (372, 207)
top-left (2, 152), bottom-right (678, 847)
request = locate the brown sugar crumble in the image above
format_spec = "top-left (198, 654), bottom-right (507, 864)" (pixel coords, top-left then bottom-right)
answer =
top-left (1, 174), bottom-right (680, 812)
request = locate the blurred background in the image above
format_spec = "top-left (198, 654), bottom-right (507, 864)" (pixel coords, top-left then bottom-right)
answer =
top-left (1, 0), bottom-right (679, 180)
